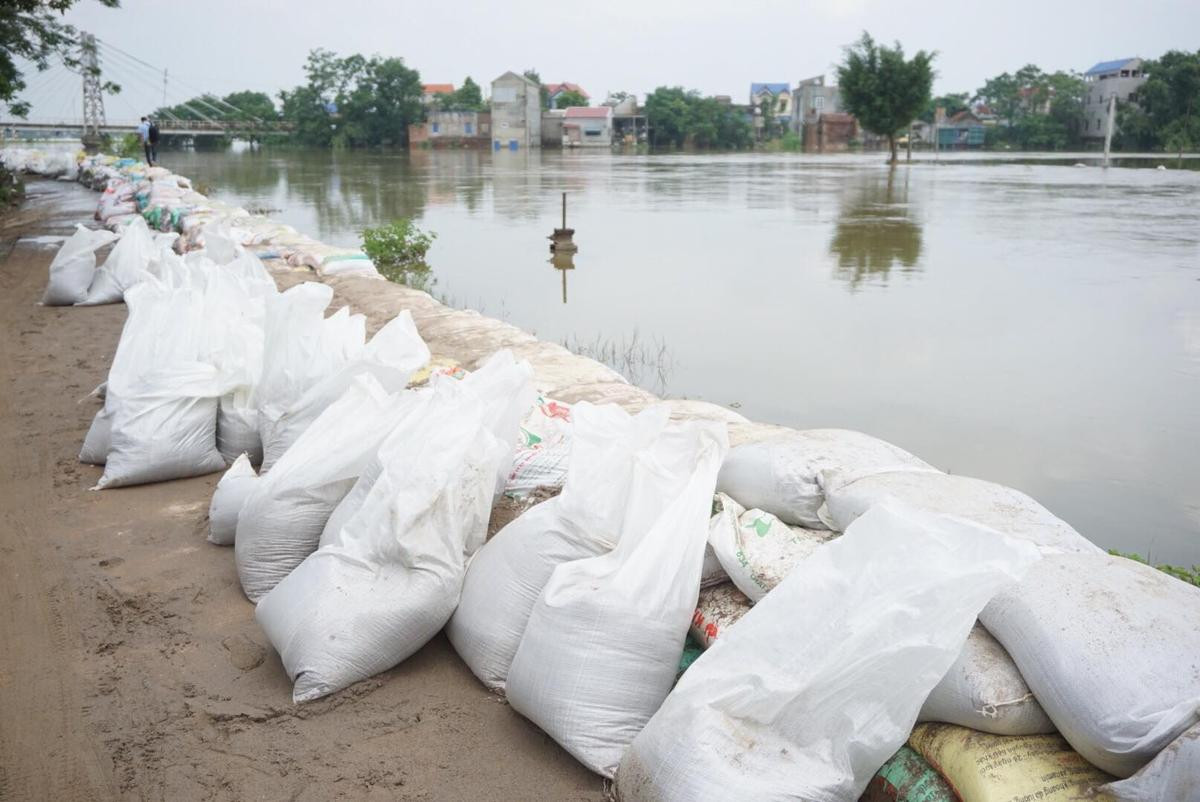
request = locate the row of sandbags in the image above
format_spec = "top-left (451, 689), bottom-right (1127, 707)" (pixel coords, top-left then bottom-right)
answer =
top-left (653, 435), bottom-right (1199, 799)
top-left (40, 150), bottom-right (1197, 799)
top-left (70, 152), bottom-right (386, 279)
top-left (1, 148), bottom-right (388, 281)
top-left (440, 422), bottom-right (1198, 799)
top-left (0, 146), bottom-right (81, 180)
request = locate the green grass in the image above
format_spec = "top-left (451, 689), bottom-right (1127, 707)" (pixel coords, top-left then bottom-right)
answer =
top-left (1109, 550), bottom-right (1200, 587)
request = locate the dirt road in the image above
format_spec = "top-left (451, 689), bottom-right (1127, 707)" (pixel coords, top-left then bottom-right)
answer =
top-left (0, 180), bottom-right (607, 801)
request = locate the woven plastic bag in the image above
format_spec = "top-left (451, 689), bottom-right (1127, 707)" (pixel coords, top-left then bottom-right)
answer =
top-left (448, 402), bottom-right (672, 692)
top-left (79, 215), bottom-right (157, 305)
top-left (258, 310), bottom-right (429, 470)
top-left (981, 553), bottom-right (1200, 778)
top-left (256, 352), bottom-right (534, 702)
top-left (42, 224), bottom-right (117, 305)
top-left (616, 500), bottom-right (1039, 801)
top-left (716, 429), bottom-right (934, 528)
top-left (235, 374), bottom-right (421, 602)
top-left (208, 454), bottom-right (258, 546)
top-left (505, 419), bottom-right (728, 777)
top-left (820, 469), bottom-right (1101, 554)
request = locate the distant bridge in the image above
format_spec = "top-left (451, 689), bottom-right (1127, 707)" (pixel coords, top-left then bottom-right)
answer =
top-left (1, 118), bottom-right (293, 138)
top-left (8, 33), bottom-right (293, 145)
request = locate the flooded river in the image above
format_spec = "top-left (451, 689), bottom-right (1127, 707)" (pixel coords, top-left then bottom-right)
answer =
top-left (166, 148), bottom-right (1200, 563)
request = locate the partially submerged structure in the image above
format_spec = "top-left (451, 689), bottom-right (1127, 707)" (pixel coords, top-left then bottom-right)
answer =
top-left (490, 71), bottom-right (543, 150)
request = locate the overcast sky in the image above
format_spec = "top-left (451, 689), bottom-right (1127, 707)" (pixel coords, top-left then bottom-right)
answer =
top-left (14, 0), bottom-right (1199, 122)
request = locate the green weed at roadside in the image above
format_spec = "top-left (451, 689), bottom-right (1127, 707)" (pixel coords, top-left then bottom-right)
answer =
top-left (1109, 550), bottom-right (1200, 588)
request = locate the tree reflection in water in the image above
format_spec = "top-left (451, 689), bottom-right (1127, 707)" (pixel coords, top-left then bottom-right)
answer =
top-left (829, 169), bottom-right (923, 290)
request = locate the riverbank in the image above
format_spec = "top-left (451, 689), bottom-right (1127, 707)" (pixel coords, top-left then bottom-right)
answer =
top-left (0, 178), bottom-right (630, 801)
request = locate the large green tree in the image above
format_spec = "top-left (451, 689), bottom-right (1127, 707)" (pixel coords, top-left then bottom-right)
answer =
top-left (280, 49), bottom-right (422, 148)
top-left (836, 32), bottom-right (935, 163)
top-left (975, 65), bottom-right (1088, 150)
top-left (644, 86), bottom-right (751, 150)
top-left (554, 89), bottom-right (588, 109)
top-left (1116, 50), bottom-right (1200, 155)
top-left (438, 76), bottom-right (484, 112)
top-left (1, 0), bottom-right (120, 117)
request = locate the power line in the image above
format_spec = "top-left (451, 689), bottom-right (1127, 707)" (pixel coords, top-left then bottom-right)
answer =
top-left (94, 38), bottom-right (264, 120)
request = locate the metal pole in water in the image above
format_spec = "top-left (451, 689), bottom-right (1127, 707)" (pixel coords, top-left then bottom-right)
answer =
top-left (562, 192), bottom-right (566, 229)
top-left (1103, 95), bottom-right (1116, 168)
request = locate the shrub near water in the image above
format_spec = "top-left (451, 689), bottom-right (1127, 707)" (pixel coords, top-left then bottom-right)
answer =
top-left (361, 219), bottom-right (437, 291)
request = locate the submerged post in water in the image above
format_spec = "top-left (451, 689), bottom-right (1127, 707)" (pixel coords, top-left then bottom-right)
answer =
top-left (549, 191), bottom-right (577, 253)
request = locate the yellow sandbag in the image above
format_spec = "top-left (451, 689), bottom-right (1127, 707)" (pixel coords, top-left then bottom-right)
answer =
top-left (909, 723), bottom-right (1115, 802)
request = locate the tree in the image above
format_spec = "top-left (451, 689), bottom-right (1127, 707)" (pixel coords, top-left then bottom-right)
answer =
top-left (837, 32), bottom-right (935, 163)
top-left (523, 69), bottom-right (550, 109)
top-left (222, 91), bottom-right (277, 121)
top-left (644, 86), bottom-right (691, 148)
top-left (974, 65), bottom-right (1087, 150)
top-left (644, 86), bottom-right (751, 150)
top-left (1, 0), bottom-right (120, 118)
top-left (451, 76), bottom-right (485, 111)
top-left (1115, 50), bottom-right (1200, 153)
top-left (554, 89), bottom-right (588, 109)
top-left (975, 71), bottom-right (1020, 124)
top-left (280, 49), bottom-right (422, 148)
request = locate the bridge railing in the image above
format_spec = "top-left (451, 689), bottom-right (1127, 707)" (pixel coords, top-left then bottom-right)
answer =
top-left (1, 118), bottom-right (294, 133)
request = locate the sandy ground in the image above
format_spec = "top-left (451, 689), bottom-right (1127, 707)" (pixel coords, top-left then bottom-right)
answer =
top-left (0, 179), bottom-right (607, 801)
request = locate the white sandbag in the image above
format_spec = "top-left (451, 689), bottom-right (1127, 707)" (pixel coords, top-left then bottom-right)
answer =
top-left (96, 364), bottom-right (226, 488)
top-left (199, 222), bottom-right (243, 265)
top-left (448, 402), bottom-right (673, 692)
top-left (78, 216), bottom-right (156, 305)
top-left (78, 407), bottom-right (111, 465)
top-left (256, 353), bottom-right (535, 702)
top-left (707, 492), bottom-right (832, 602)
top-left (918, 622), bottom-right (1055, 736)
top-left (505, 419), bottom-right (728, 778)
top-left (1102, 723), bottom-right (1200, 801)
top-left (207, 254), bottom-right (274, 466)
top-left (258, 311), bottom-right (429, 471)
top-left (235, 374), bottom-right (421, 603)
top-left (981, 553), bottom-right (1200, 778)
top-left (716, 429), bottom-right (935, 528)
top-left (819, 469), bottom-right (1101, 554)
top-left (41, 224), bottom-right (118, 305)
top-left (217, 391), bottom-right (262, 465)
top-left (616, 500), bottom-right (1040, 801)
top-left (208, 454), bottom-right (258, 546)
top-left (95, 282), bottom-right (228, 488)
top-left (254, 285), bottom-right (374, 472)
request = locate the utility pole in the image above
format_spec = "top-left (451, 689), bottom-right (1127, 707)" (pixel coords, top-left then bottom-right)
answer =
top-left (163, 68), bottom-right (168, 108)
top-left (80, 31), bottom-right (106, 152)
top-left (1103, 94), bottom-right (1116, 168)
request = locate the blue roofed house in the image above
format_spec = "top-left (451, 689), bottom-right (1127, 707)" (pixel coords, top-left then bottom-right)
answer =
top-left (1082, 57), bottom-right (1146, 140)
top-left (750, 83), bottom-right (793, 132)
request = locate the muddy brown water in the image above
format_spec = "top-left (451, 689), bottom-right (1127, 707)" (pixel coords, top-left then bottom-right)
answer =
top-left (140, 149), bottom-right (1200, 563)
